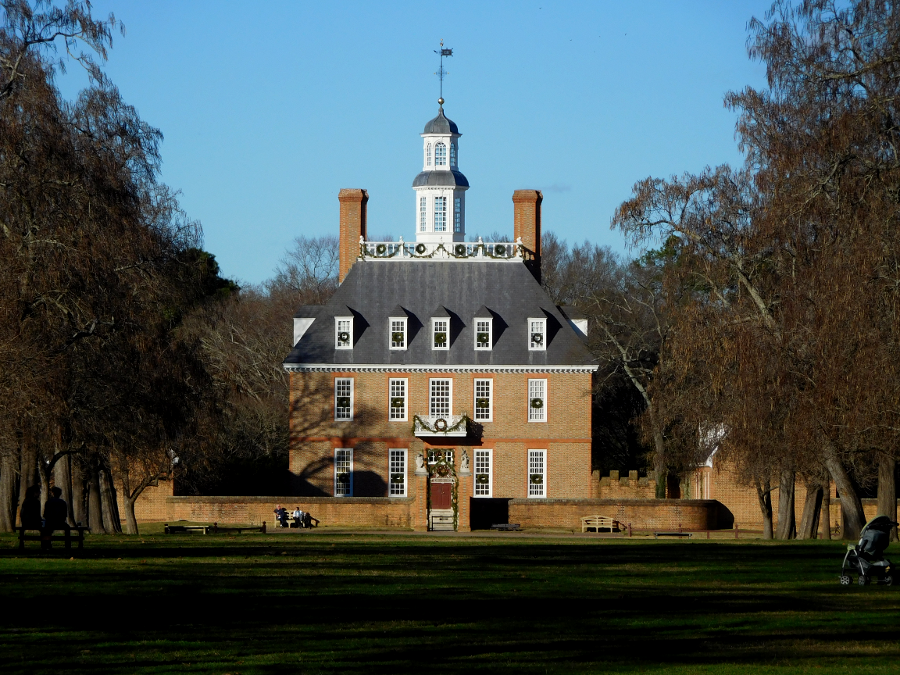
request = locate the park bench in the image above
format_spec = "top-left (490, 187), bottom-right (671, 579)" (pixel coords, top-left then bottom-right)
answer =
top-left (491, 523), bottom-right (521, 531)
top-left (653, 531), bottom-right (693, 539)
top-left (212, 522), bottom-right (267, 534)
top-left (164, 523), bottom-right (212, 534)
top-left (17, 525), bottom-right (89, 551)
top-left (581, 515), bottom-right (620, 533)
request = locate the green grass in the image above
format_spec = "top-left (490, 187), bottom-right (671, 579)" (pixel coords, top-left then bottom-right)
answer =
top-left (1, 530), bottom-right (898, 674)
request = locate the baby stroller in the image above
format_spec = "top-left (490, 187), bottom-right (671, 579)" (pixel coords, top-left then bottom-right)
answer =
top-left (840, 515), bottom-right (897, 586)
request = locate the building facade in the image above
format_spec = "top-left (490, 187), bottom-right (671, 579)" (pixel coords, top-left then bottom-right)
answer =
top-left (282, 104), bottom-right (598, 530)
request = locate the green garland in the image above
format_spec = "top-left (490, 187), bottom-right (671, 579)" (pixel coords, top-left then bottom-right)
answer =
top-left (412, 413), bottom-right (472, 436)
top-left (425, 455), bottom-right (459, 531)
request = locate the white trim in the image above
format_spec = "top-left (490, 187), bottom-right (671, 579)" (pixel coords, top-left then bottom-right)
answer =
top-left (284, 364), bottom-right (597, 373)
top-left (474, 378), bottom-right (492, 422)
top-left (529, 318), bottom-right (547, 351)
top-left (335, 316), bottom-right (353, 350)
top-left (389, 377), bottom-right (408, 422)
top-left (389, 448), bottom-right (407, 497)
top-left (528, 378), bottom-right (547, 422)
top-left (528, 449), bottom-right (546, 498)
top-left (474, 449), bottom-right (492, 498)
top-left (432, 317), bottom-right (449, 351)
top-left (334, 377), bottom-right (354, 421)
top-left (474, 318), bottom-right (492, 351)
top-left (389, 317), bottom-right (407, 350)
top-left (334, 448), bottom-right (353, 497)
top-left (429, 377), bottom-right (452, 418)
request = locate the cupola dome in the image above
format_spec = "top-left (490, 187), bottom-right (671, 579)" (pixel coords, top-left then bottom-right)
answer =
top-left (423, 107), bottom-right (459, 134)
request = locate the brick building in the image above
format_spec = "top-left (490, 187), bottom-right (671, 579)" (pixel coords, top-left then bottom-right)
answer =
top-left (282, 103), bottom-right (598, 530)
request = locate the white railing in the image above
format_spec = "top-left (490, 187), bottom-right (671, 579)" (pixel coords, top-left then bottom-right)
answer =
top-left (359, 237), bottom-right (525, 261)
top-left (412, 414), bottom-right (469, 437)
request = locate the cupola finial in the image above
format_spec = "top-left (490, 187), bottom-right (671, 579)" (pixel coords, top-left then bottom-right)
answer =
top-left (434, 40), bottom-right (453, 103)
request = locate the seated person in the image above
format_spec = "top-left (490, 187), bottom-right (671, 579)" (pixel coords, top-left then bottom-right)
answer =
top-left (19, 485), bottom-right (42, 530)
top-left (273, 505), bottom-right (288, 528)
top-left (42, 486), bottom-right (69, 549)
top-left (304, 512), bottom-right (319, 529)
top-left (292, 508), bottom-right (303, 527)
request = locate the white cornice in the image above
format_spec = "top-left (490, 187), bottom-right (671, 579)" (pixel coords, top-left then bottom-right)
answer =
top-left (283, 363), bottom-right (598, 374)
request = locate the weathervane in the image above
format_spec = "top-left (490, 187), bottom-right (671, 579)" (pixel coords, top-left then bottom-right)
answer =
top-left (434, 39), bottom-right (453, 105)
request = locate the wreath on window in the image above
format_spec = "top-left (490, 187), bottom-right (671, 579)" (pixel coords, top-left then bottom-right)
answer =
top-left (476, 473), bottom-right (489, 484)
top-left (531, 398), bottom-right (544, 409)
top-left (476, 398), bottom-right (490, 409)
top-left (434, 333), bottom-right (447, 346)
top-left (531, 333), bottom-right (544, 345)
top-left (338, 331), bottom-right (350, 343)
top-left (436, 463), bottom-right (451, 477)
top-left (391, 331), bottom-right (404, 343)
top-left (391, 397), bottom-right (404, 408)
top-left (530, 473), bottom-right (543, 484)
top-left (376, 243), bottom-right (387, 255)
top-left (337, 397), bottom-right (351, 408)
top-left (415, 243), bottom-right (427, 254)
top-left (477, 332), bottom-right (490, 344)
top-left (434, 418), bottom-right (448, 432)
top-left (455, 244), bottom-right (466, 256)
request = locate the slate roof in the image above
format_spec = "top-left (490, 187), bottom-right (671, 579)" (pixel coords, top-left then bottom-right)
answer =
top-left (423, 108), bottom-right (459, 134)
top-left (412, 169), bottom-right (469, 188)
top-left (284, 261), bottom-right (597, 368)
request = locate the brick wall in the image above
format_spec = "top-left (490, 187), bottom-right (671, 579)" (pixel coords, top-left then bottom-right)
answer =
top-left (509, 498), bottom-right (720, 531)
top-left (289, 369), bottom-right (593, 502)
top-left (596, 470), bottom-right (657, 499)
top-left (117, 477), bottom-right (173, 523)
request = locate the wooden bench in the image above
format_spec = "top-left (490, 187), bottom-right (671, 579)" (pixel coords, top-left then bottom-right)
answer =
top-left (164, 523), bottom-right (212, 534)
top-left (491, 523), bottom-right (521, 531)
top-left (17, 525), bottom-right (88, 551)
top-left (212, 522), bottom-right (267, 534)
top-left (653, 531), bottom-right (693, 539)
top-left (581, 515), bottom-right (620, 533)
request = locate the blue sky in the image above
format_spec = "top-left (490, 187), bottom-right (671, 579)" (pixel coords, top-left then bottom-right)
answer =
top-left (57, 1), bottom-right (770, 286)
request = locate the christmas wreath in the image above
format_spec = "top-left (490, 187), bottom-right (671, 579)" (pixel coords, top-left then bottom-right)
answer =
top-left (415, 243), bottom-right (427, 254)
top-left (434, 418), bottom-right (448, 432)
top-left (376, 243), bottom-right (387, 255)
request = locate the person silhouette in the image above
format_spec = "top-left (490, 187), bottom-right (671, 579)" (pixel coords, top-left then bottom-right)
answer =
top-left (19, 485), bottom-right (42, 530)
top-left (42, 486), bottom-right (69, 550)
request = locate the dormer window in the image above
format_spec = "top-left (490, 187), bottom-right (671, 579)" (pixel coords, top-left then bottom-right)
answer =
top-left (390, 316), bottom-right (407, 350)
top-left (426, 143), bottom-right (432, 166)
top-left (432, 318), bottom-right (449, 350)
top-left (335, 316), bottom-right (353, 349)
top-left (435, 142), bottom-right (446, 166)
top-left (529, 318), bottom-right (546, 351)
top-left (450, 143), bottom-right (457, 167)
top-left (475, 319), bottom-right (492, 350)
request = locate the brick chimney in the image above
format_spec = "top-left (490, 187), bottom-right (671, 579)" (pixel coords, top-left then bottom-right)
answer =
top-left (338, 189), bottom-right (368, 284)
top-left (513, 189), bottom-right (542, 283)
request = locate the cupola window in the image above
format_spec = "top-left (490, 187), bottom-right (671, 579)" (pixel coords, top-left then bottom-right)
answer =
top-left (426, 143), bottom-right (432, 167)
top-left (434, 197), bottom-right (446, 232)
top-left (419, 196), bottom-right (427, 232)
top-left (454, 197), bottom-right (462, 233)
top-left (435, 142), bottom-right (446, 166)
top-left (450, 143), bottom-right (457, 167)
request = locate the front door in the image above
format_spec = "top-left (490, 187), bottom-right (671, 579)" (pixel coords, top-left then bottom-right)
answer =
top-left (431, 482), bottom-right (452, 510)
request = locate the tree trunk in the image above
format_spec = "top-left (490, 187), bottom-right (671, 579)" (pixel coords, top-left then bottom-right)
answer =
top-left (123, 494), bottom-right (140, 535)
top-left (52, 455), bottom-right (76, 526)
top-left (0, 446), bottom-right (17, 532)
top-left (775, 469), bottom-right (796, 540)
top-left (88, 462), bottom-right (106, 534)
top-left (15, 440), bottom-right (36, 527)
top-left (877, 453), bottom-right (897, 542)
top-left (821, 441), bottom-right (866, 540)
top-left (756, 479), bottom-right (773, 539)
top-left (821, 483), bottom-right (832, 540)
top-left (99, 468), bottom-right (121, 533)
top-left (71, 460), bottom-right (86, 526)
top-left (797, 476), bottom-right (823, 540)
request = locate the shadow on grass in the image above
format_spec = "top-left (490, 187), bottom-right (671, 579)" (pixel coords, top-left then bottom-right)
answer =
top-left (1, 537), bottom-right (898, 674)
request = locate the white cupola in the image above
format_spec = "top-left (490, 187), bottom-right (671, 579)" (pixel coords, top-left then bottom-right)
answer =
top-left (412, 98), bottom-right (469, 243)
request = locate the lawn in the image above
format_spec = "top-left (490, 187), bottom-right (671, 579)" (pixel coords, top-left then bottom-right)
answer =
top-left (0, 529), bottom-right (898, 674)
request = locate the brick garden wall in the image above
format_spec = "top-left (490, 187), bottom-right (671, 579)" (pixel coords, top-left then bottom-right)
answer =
top-left (509, 498), bottom-right (720, 531)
